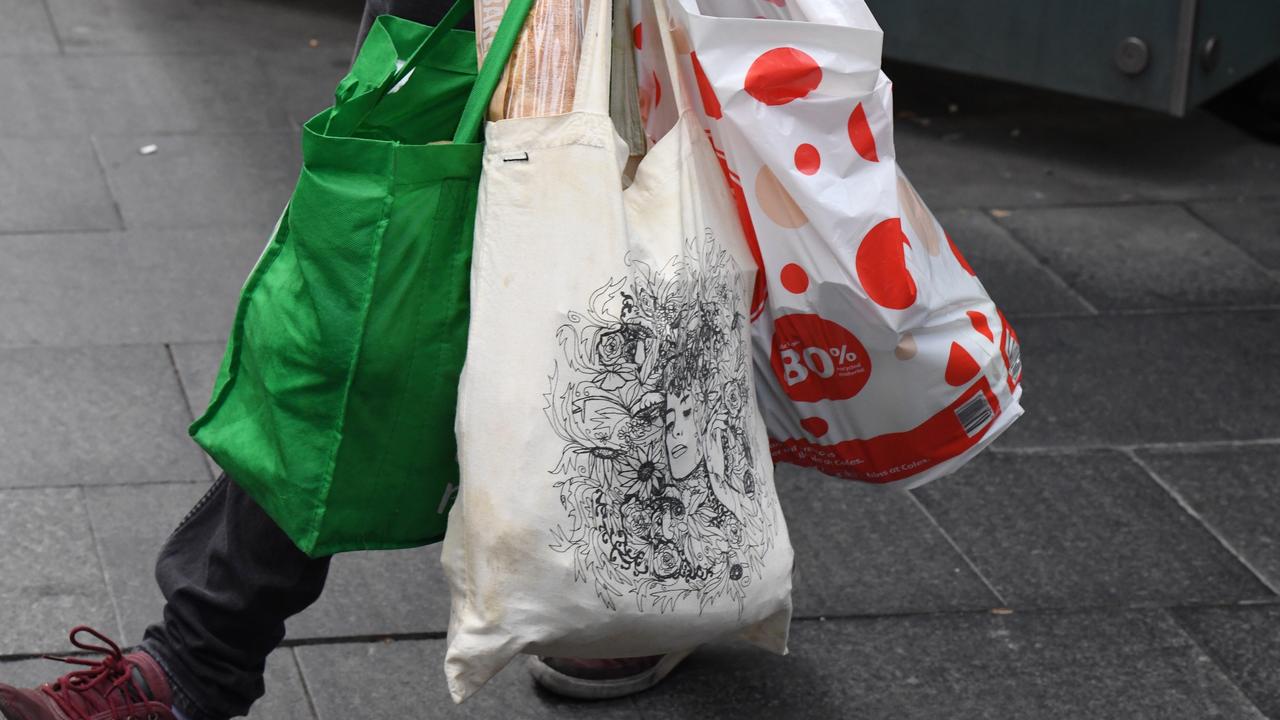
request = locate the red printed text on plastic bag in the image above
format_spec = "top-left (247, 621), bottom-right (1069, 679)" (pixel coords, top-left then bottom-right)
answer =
top-left (770, 314), bottom-right (872, 402)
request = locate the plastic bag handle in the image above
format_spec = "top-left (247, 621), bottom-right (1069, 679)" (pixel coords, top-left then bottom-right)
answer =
top-left (650, 0), bottom-right (692, 116)
top-left (453, 0), bottom-right (538, 144)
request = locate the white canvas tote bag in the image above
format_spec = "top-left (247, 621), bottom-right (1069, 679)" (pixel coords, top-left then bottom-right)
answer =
top-left (441, 0), bottom-right (794, 702)
top-left (628, 0), bottom-right (1024, 490)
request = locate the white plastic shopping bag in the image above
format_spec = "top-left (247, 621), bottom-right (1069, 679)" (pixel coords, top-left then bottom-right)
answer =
top-left (630, 0), bottom-right (1024, 489)
top-left (441, 0), bottom-right (794, 701)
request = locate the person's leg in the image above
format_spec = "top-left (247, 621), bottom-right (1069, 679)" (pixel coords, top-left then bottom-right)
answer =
top-left (139, 474), bottom-right (331, 720)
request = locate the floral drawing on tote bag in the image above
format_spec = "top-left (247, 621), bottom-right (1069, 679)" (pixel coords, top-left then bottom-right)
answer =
top-left (545, 232), bottom-right (780, 614)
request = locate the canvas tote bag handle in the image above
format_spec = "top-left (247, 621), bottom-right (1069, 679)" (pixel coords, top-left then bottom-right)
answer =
top-left (568, 0), bottom-right (614, 114)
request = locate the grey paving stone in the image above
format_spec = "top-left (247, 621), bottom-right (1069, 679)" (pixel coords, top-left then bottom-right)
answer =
top-left (45, 0), bottom-right (360, 55)
top-left (259, 48), bottom-right (357, 128)
top-left (96, 132), bottom-right (299, 231)
top-left (0, 57), bottom-right (86, 137)
top-left (935, 208), bottom-right (1092, 317)
top-left (639, 610), bottom-right (1265, 720)
top-left (288, 545), bottom-right (452, 640)
top-left (169, 342), bottom-right (226, 476)
top-left (912, 451), bottom-right (1271, 609)
top-left (1107, 113), bottom-right (1280, 203)
top-left (896, 122), bottom-right (1136, 211)
top-left (885, 60), bottom-right (1115, 121)
top-left (251, 650), bottom-right (318, 720)
top-left (1138, 446), bottom-right (1280, 591)
top-left (774, 464), bottom-right (1000, 617)
top-left (897, 109), bottom-right (1280, 210)
top-left (0, 0), bottom-right (59, 54)
top-left (297, 639), bottom-right (642, 719)
top-left (0, 345), bottom-right (208, 488)
top-left (1174, 604), bottom-right (1280, 720)
top-left (0, 137), bottom-right (120, 233)
top-left (994, 311), bottom-right (1280, 448)
top-left (65, 53), bottom-right (294, 135)
top-left (1190, 197), bottom-right (1280, 272)
top-left (81, 483), bottom-right (207, 645)
top-left (0, 488), bottom-right (118, 655)
top-left (0, 650), bottom-right (313, 720)
top-left (0, 228), bottom-right (265, 348)
top-left (997, 205), bottom-right (1280, 311)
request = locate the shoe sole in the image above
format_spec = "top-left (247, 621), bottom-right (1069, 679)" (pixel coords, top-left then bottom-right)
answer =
top-left (526, 648), bottom-right (696, 700)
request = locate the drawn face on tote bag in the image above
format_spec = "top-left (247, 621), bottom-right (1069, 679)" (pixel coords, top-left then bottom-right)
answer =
top-left (663, 387), bottom-right (702, 480)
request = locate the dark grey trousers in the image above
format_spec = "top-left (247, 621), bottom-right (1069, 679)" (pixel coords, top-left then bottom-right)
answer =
top-left (140, 475), bottom-right (330, 720)
top-left (139, 3), bottom-right (462, 718)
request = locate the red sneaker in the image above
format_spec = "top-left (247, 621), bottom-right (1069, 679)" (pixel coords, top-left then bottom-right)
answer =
top-left (0, 627), bottom-right (175, 720)
top-left (527, 649), bottom-right (695, 700)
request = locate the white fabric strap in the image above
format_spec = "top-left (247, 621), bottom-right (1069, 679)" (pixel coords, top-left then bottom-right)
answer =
top-left (572, 0), bottom-right (614, 114)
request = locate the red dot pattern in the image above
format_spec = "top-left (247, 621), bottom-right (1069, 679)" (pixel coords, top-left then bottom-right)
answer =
top-left (781, 263), bottom-right (810, 293)
top-left (968, 311), bottom-right (994, 342)
top-left (770, 314), bottom-right (873, 402)
top-left (855, 219), bottom-right (917, 310)
top-left (800, 416), bottom-right (829, 438)
top-left (945, 342), bottom-right (981, 387)
top-left (794, 143), bottom-right (820, 175)
top-left (633, 23), bottom-right (642, 49)
top-left (848, 103), bottom-right (879, 162)
top-left (745, 48), bottom-right (822, 106)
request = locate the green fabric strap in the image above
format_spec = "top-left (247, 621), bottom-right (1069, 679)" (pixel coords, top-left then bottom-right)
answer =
top-left (387, 0), bottom-right (475, 85)
top-left (453, 0), bottom-right (536, 144)
top-left (348, 0), bottom-right (535, 143)
top-left (338, 0), bottom-right (475, 135)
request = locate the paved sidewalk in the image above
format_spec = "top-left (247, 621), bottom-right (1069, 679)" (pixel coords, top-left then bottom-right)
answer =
top-left (1, 1), bottom-right (1278, 718)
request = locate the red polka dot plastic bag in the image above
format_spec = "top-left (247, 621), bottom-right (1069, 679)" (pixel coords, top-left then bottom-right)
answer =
top-left (630, 0), bottom-right (1024, 489)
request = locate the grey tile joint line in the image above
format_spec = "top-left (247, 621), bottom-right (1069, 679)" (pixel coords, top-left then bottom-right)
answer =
top-left (164, 343), bottom-right (199, 425)
top-left (290, 647), bottom-right (323, 720)
top-left (965, 192), bottom-right (1280, 212)
top-left (164, 343), bottom-right (216, 482)
top-left (1009, 304), bottom-right (1280, 320)
top-left (1124, 448), bottom-right (1280, 598)
top-left (904, 491), bottom-right (1009, 607)
top-left (79, 485), bottom-right (129, 644)
top-left (3, 600), bottom-right (1279, 664)
top-left (989, 437), bottom-right (1280, 456)
top-left (38, 0), bottom-right (64, 54)
top-left (1180, 201), bottom-right (1280, 277)
top-left (85, 134), bottom-right (127, 232)
top-left (984, 207), bottom-right (1100, 316)
top-left (0, 478), bottom-right (207, 492)
top-left (1164, 608), bottom-right (1273, 720)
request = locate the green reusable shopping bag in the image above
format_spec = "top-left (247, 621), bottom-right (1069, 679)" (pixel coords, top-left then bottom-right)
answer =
top-left (189, 0), bottom-right (534, 557)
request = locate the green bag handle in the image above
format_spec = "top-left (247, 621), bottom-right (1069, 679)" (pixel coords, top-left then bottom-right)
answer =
top-left (385, 0), bottom-right (477, 89)
top-left (453, 0), bottom-right (535, 144)
top-left (344, 0), bottom-right (535, 143)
